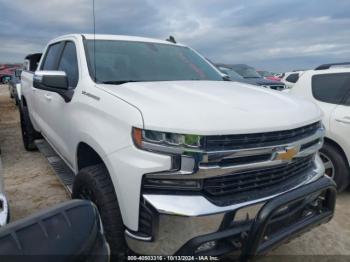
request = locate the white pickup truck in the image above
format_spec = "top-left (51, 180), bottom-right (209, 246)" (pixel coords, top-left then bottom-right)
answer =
top-left (20, 34), bottom-right (336, 259)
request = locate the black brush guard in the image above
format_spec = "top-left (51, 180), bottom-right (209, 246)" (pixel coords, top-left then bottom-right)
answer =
top-left (175, 176), bottom-right (336, 261)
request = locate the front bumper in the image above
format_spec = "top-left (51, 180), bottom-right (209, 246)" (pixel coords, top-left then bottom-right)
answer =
top-left (125, 176), bottom-right (336, 258)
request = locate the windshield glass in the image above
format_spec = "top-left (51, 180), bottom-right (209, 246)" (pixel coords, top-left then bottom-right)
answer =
top-left (231, 66), bottom-right (261, 78)
top-left (85, 40), bottom-right (223, 84)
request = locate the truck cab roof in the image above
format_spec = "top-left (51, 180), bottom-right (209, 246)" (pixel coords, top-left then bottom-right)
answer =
top-left (49, 34), bottom-right (184, 46)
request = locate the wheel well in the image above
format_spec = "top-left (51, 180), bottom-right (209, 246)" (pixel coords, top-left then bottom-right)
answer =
top-left (324, 137), bottom-right (350, 167)
top-left (77, 142), bottom-right (104, 171)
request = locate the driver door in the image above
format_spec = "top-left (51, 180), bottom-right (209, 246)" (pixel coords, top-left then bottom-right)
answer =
top-left (37, 41), bottom-right (79, 166)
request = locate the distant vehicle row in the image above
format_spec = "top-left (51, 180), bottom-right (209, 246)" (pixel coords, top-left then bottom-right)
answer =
top-left (216, 63), bottom-right (286, 90)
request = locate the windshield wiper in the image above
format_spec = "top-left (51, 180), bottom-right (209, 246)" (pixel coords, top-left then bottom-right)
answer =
top-left (101, 80), bottom-right (140, 85)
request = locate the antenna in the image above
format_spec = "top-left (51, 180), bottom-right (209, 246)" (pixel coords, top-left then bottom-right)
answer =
top-left (166, 36), bottom-right (176, 44)
top-left (92, 0), bottom-right (96, 82)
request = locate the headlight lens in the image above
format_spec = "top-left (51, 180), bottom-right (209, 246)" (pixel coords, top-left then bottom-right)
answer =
top-left (133, 127), bottom-right (203, 153)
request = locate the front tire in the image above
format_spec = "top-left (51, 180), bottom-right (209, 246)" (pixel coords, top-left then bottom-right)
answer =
top-left (320, 142), bottom-right (350, 192)
top-left (19, 104), bottom-right (41, 151)
top-left (72, 164), bottom-right (128, 259)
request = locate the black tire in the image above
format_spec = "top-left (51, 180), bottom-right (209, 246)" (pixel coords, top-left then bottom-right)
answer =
top-left (320, 142), bottom-right (350, 192)
top-left (19, 104), bottom-right (41, 151)
top-left (72, 164), bottom-right (128, 259)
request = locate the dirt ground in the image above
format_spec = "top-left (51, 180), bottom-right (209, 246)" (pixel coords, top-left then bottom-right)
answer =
top-left (0, 85), bottom-right (69, 220)
top-left (0, 85), bottom-right (349, 260)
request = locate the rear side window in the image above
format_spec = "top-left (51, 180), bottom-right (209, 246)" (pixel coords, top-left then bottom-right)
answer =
top-left (286, 73), bottom-right (299, 83)
top-left (58, 42), bottom-right (79, 87)
top-left (41, 43), bottom-right (63, 70)
top-left (312, 73), bottom-right (350, 105)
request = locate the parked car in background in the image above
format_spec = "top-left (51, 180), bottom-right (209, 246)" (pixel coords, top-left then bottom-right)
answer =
top-left (0, 64), bottom-right (21, 84)
top-left (290, 62), bottom-right (350, 191)
top-left (20, 34), bottom-right (336, 258)
top-left (281, 71), bottom-right (304, 89)
top-left (218, 64), bottom-right (286, 90)
top-left (8, 70), bottom-right (21, 105)
top-left (216, 65), bottom-right (253, 84)
top-left (1, 76), bottom-right (11, 84)
top-left (257, 70), bottom-right (281, 81)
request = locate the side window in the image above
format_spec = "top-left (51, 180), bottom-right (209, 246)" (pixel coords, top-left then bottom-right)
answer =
top-left (58, 42), bottom-right (79, 88)
top-left (286, 73), bottom-right (299, 83)
top-left (41, 43), bottom-right (63, 70)
top-left (312, 73), bottom-right (350, 105)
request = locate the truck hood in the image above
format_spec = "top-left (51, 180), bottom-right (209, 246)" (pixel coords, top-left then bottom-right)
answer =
top-left (98, 81), bottom-right (322, 135)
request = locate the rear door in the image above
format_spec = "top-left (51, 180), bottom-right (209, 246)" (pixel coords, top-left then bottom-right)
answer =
top-left (331, 77), bottom-right (350, 163)
top-left (312, 72), bottom-right (350, 162)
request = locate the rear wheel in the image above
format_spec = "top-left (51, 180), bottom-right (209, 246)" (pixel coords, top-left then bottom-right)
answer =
top-left (320, 143), bottom-right (350, 192)
top-left (19, 104), bottom-right (41, 151)
top-left (72, 164), bottom-right (128, 260)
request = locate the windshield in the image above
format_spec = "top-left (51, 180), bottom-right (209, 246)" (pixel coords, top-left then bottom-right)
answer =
top-left (231, 66), bottom-right (261, 78)
top-left (218, 67), bottom-right (244, 80)
top-left (85, 40), bottom-right (223, 84)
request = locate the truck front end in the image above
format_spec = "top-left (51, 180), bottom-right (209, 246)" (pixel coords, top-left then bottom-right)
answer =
top-left (125, 122), bottom-right (335, 257)
top-left (83, 35), bottom-right (336, 258)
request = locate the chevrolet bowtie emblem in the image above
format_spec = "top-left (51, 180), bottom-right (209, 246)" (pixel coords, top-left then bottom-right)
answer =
top-left (276, 146), bottom-right (300, 161)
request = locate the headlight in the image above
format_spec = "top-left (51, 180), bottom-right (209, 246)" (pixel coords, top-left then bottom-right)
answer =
top-left (132, 127), bottom-right (203, 154)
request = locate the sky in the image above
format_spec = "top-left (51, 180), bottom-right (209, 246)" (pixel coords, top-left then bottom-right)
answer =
top-left (0, 0), bottom-right (350, 72)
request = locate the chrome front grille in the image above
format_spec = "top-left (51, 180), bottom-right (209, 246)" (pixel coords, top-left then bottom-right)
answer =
top-left (204, 122), bottom-right (321, 151)
top-left (202, 155), bottom-right (314, 205)
top-left (143, 121), bottom-right (325, 207)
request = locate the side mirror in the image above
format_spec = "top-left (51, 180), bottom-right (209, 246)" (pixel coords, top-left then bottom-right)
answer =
top-left (33, 71), bottom-right (74, 102)
top-left (33, 70), bottom-right (69, 90)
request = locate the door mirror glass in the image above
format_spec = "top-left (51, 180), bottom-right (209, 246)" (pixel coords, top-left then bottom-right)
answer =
top-left (33, 70), bottom-right (69, 90)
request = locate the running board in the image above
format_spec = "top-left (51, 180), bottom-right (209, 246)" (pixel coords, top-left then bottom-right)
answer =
top-left (35, 139), bottom-right (75, 194)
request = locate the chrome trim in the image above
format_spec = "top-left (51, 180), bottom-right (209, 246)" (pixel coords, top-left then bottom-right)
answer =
top-left (126, 212), bottom-right (225, 255)
top-left (146, 127), bottom-right (324, 180)
top-left (0, 194), bottom-right (9, 227)
top-left (143, 156), bottom-right (324, 217)
top-left (125, 230), bottom-right (152, 242)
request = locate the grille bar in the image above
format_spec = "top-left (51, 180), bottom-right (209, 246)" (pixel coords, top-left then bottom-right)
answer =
top-left (205, 122), bottom-right (321, 151)
top-left (203, 156), bottom-right (314, 197)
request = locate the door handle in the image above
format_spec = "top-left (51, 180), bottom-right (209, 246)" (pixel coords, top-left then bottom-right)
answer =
top-left (44, 94), bottom-right (52, 101)
top-left (335, 118), bottom-right (350, 125)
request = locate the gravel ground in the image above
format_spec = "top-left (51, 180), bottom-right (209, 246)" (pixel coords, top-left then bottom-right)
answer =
top-left (0, 85), bottom-right (349, 260)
